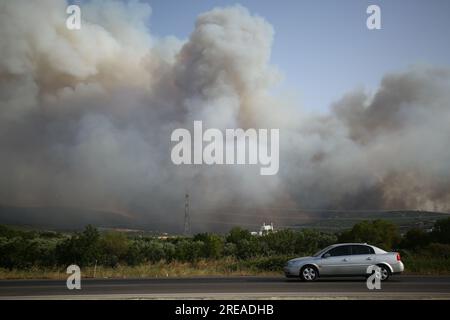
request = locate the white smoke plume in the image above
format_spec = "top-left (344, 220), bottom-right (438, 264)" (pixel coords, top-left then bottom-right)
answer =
top-left (0, 0), bottom-right (449, 231)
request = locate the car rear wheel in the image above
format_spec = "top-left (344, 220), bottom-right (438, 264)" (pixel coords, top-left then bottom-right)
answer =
top-left (366, 265), bottom-right (390, 281)
top-left (300, 265), bottom-right (318, 281)
top-left (379, 265), bottom-right (390, 281)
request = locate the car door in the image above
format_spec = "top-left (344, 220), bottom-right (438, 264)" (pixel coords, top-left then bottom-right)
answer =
top-left (348, 245), bottom-right (376, 275)
top-left (318, 245), bottom-right (352, 275)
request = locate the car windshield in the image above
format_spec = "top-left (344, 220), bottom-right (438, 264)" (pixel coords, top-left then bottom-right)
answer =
top-left (313, 245), bottom-right (334, 257)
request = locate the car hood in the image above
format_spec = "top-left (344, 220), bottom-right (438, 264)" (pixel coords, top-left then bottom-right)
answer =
top-left (288, 256), bottom-right (314, 263)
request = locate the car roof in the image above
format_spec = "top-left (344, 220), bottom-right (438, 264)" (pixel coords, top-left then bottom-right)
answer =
top-left (330, 243), bottom-right (371, 247)
top-left (322, 243), bottom-right (387, 254)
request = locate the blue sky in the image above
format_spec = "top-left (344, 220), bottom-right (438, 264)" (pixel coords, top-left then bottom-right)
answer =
top-left (79, 0), bottom-right (450, 113)
top-left (145, 0), bottom-right (450, 113)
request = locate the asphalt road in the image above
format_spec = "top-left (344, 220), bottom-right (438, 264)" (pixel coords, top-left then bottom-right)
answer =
top-left (0, 275), bottom-right (449, 299)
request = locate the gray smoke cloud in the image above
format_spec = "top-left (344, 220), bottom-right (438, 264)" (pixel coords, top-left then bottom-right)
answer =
top-left (0, 0), bottom-right (449, 231)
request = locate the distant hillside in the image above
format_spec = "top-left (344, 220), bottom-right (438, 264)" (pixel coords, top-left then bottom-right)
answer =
top-left (292, 210), bottom-right (450, 233)
top-left (0, 205), bottom-right (136, 231)
top-left (1, 204), bottom-right (449, 234)
top-left (191, 208), bottom-right (450, 233)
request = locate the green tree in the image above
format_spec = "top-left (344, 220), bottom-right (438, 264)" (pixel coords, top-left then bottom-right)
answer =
top-left (193, 233), bottom-right (224, 259)
top-left (163, 242), bottom-right (176, 262)
top-left (338, 220), bottom-right (400, 250)
top-left (400, 228), bottom-right (430, 249)
top-left (125, 240), bottom-right (145, 266)
top-left (175, 240), bottom-right (204, 262)
top-left (223, 242), bottom-right (237, 257)
top-left (295, 229), bottom-right (337, 255)
top-left (99, 231), bottom-right (129, 266)
top-left (141, 240), bottom-right (166, 262)
top-left (432, 217), bottom-right (450, 244)
top-left (235, 238), bottom-right (261, 259)
top-left (226, 227), bottom-right (252, 244)
top-left (261, 229), bottom-right (297, 255)
top-left (55, 225), bottom-right (101, 267)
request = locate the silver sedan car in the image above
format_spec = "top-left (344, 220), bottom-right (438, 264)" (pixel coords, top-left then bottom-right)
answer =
top-left (284, 243), bottom-right (404, 281)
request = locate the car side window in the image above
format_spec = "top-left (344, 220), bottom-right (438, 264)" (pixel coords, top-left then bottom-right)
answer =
top-left (326, 245), bottom-right (351, 257)
top-left (351, 245), bottom-right (375, 255)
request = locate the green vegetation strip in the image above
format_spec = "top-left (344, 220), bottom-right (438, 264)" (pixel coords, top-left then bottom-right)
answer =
top-left (0, 217), bottom-right (450, 279)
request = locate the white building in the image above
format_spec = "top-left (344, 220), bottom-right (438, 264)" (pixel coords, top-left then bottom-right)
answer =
top-left (251, 222), bottom-right (275, 236)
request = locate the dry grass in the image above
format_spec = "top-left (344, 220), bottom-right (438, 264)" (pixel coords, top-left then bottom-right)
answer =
top-left (0, 267), bottom-right (68, 280)
top-left (0, 258), bottom-right (280, 280)
top-left (1, 256), bottom-right (448, 280)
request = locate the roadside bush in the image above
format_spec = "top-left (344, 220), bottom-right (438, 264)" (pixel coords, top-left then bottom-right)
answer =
top-left (235, 238), bottom-right (262, 259)
top-left (193, 233), bottom-right (224, 259)
top-left (243, 255), bottom-right (294, 272)
top-left (175, 240), bottom-right (205, 262)
top-left (226, 227), bottom-right (252, 244)
top-left (338, 219), bottom-right (400, 250)
top-left (432, 217), bottom-right (450, 244)
top-left (125, 241), bottom-right (145, 266)
top-left (402, 254), bottom-right (450, 274)
top-left (163, 242), bottom-right (176, 262)
top-left (295, 229), bottom-right (337, 255)
top-left (260, 229), bottom-right (297, 255)
top-left (400, 228), bottom-right (431, 249)
top-left (420, 243), bottom-right (450, 259)
top-left (223, 242), bottom-right (237, 257)
top-left (2, 217), bottom-right (450, 275)
top-left (141, 241), bottom-right (166, 262)
top-left (55, 225), bottom-right (101, 267)
top-left (99, 231), bottom-right (129, 263)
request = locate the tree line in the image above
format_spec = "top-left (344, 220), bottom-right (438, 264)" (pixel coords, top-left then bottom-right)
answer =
top-left (0, 217), bottom-right (450, 270)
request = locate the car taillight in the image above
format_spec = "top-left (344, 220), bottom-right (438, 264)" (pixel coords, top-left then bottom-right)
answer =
top-left (396, 253), bottom-right (401, 261)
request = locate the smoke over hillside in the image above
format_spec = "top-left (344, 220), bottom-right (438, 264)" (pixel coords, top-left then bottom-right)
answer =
top-left (0, 0), bottom-right (449, 231)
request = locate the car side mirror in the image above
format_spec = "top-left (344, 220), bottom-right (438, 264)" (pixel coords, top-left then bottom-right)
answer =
top-left (323, 253), bottom-right (331, 258)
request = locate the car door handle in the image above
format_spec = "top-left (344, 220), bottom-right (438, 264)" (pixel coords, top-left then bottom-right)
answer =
top-left (343, 258), bottom-right (348, 262)
top-left (366, 257), bottom-right (373, 260)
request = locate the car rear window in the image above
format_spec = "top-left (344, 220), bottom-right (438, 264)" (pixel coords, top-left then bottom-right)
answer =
top-left (351, 245), bottom-right (375, 255)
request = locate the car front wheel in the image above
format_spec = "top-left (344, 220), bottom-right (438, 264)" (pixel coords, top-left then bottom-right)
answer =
top-left (300, 265), bottom-right (318, 281)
